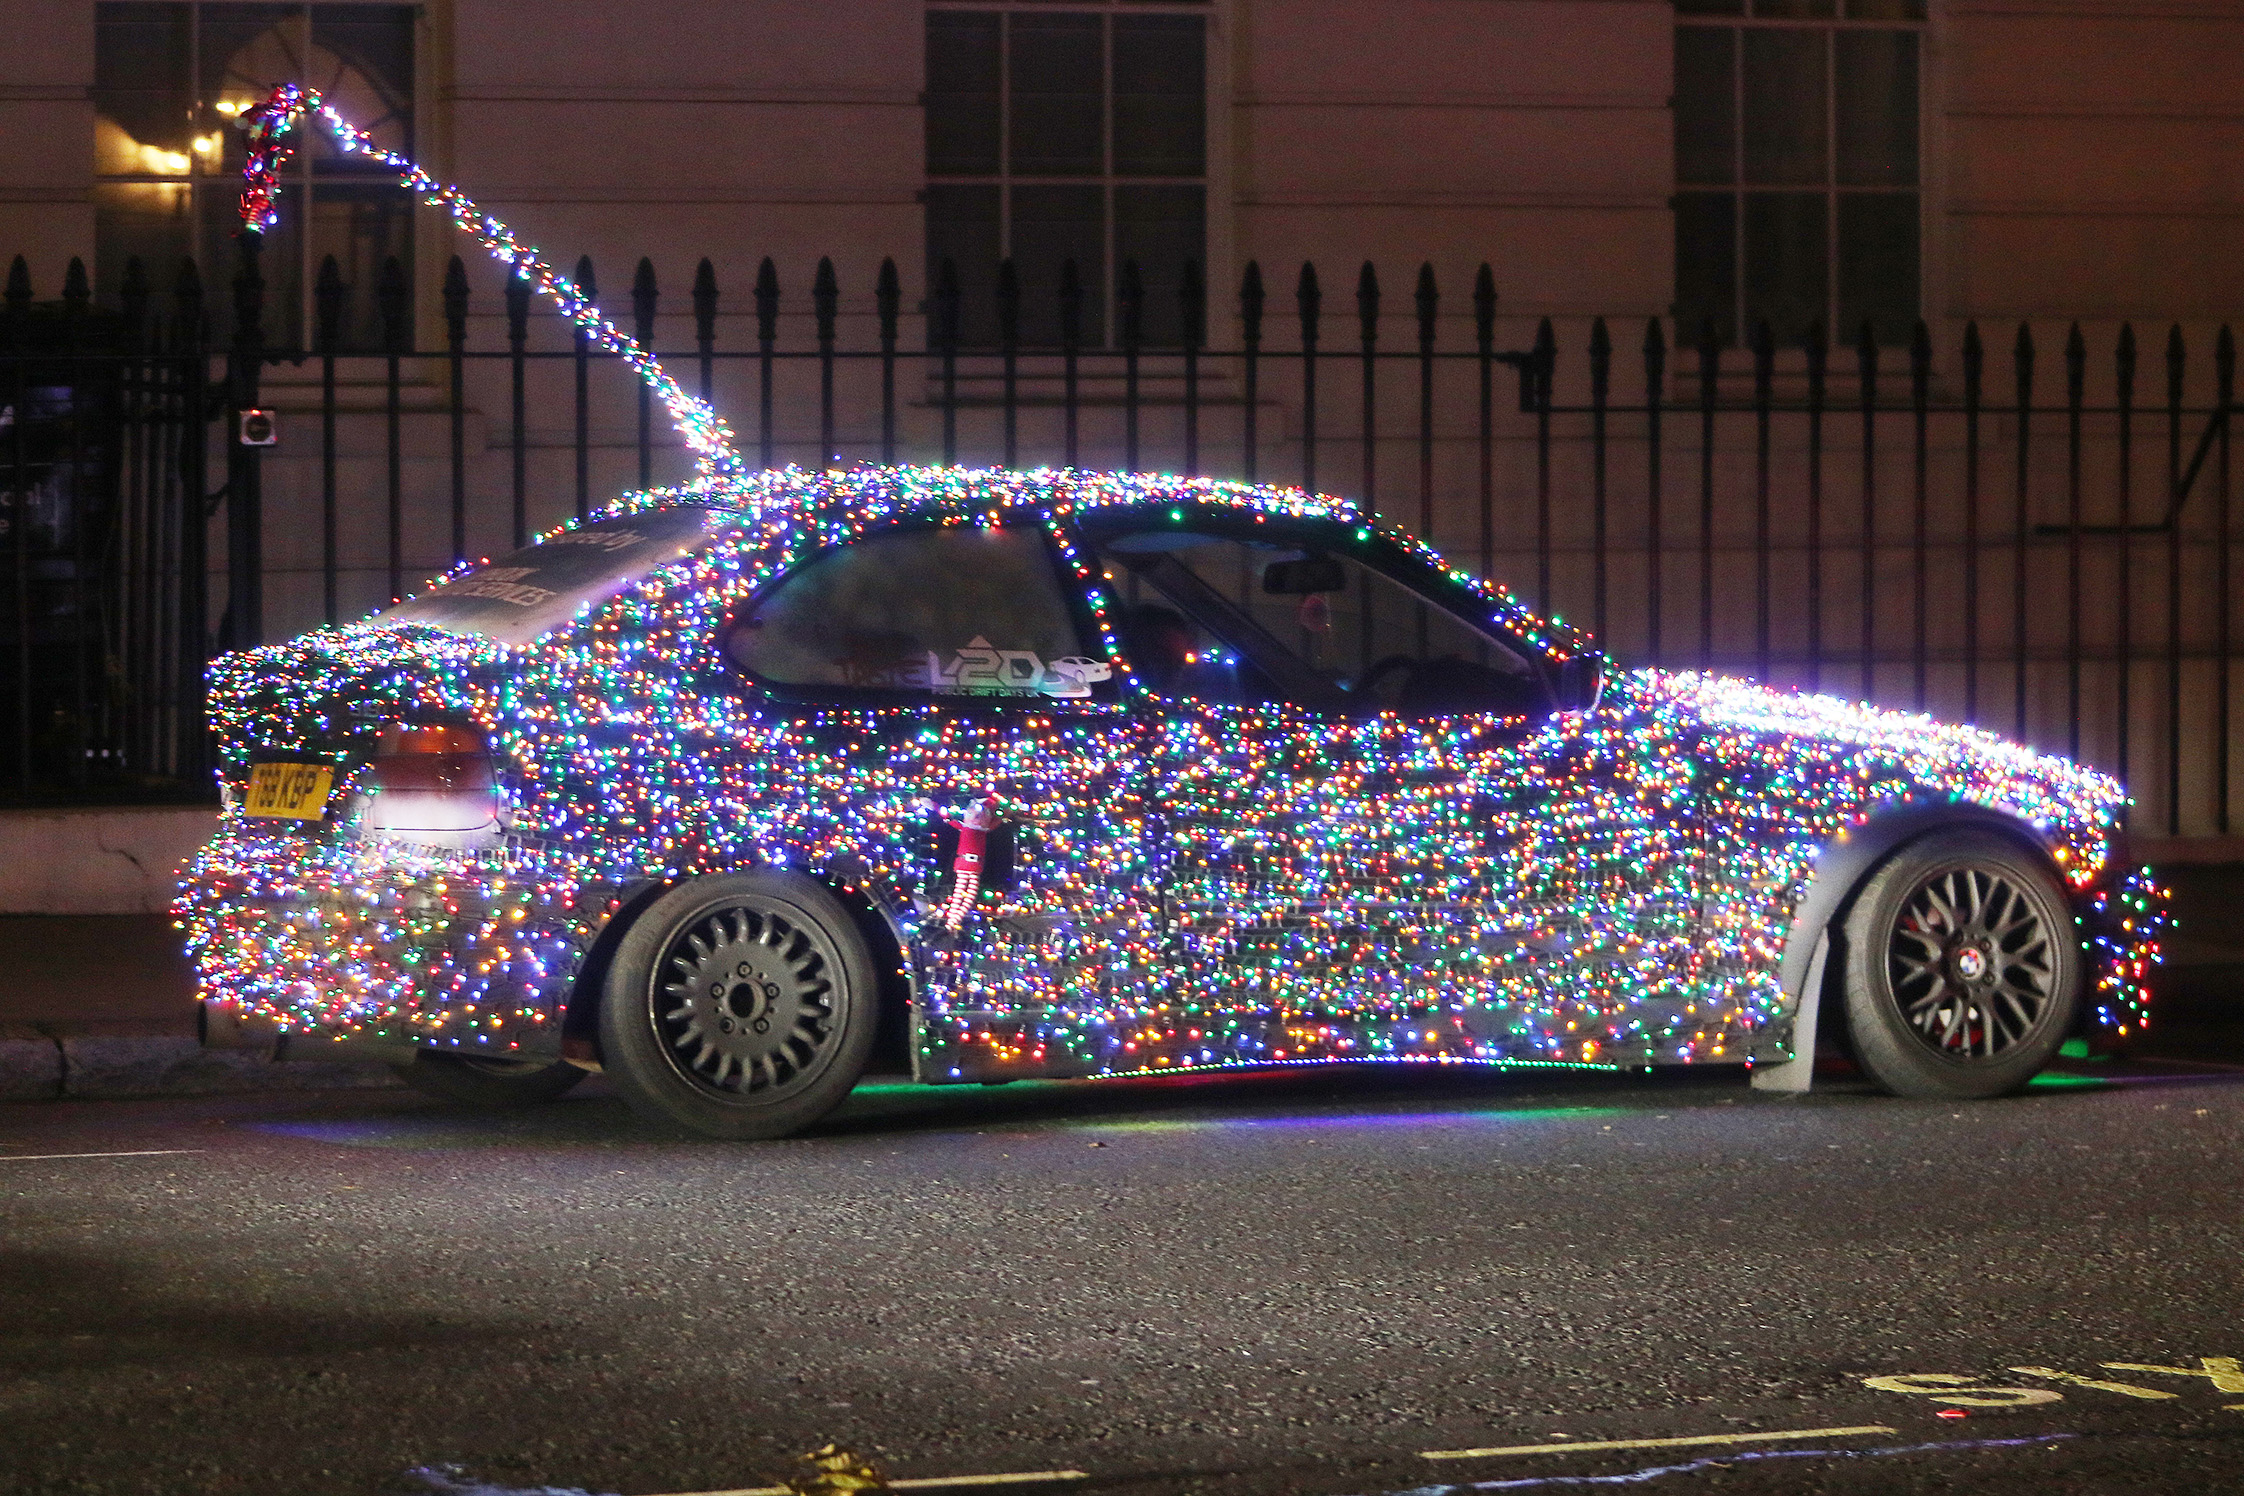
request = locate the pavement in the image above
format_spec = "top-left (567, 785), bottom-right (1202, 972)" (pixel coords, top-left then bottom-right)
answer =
top-left (1, 865), bottom-right (2239, 1103)
top-left (6, 1042), bottom-right (2244, 1494)
top-left (0, 912), bottom-right (401, 1100)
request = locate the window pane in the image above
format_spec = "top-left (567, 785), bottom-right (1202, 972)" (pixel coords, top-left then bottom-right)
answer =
top-left (1674, 27), bottom-right (1736, 186)
top-left (1836, 30), bottom-right (1918, 188)
top-left (1846, 0), bottom-right (1926, 17)
top-left (729, 527), bottom-right (1092, 699)
top-left (383, 507), bottom-right (722, 645)
top-left (1116, 185), bottom-right (1205, 348)
top-left (1742, 28), bottom-right (1827, 186)
top-left (926, 10), bottom-right (1000, 176)
top-left (1674, 0), bottom-right (1743, 13)
top-left (926, 183), bottom-right (1001, 347)
top-left (1837, 192), bottom-right (1918, 345)
top-left (1743, 190), bottom-right (1827, 346)
top-left (92, 182), bottom-right (194, 310)
top-left (1011, 184), bottom-right (1104, 347)
top-left (200, 5), bottom-right (306, 114)
top-left (311, 183), bottom-right (413, 351)
top-left (309, 4), bottom-right (416, 165)
top-left (94, 4), bottom-right (193, 175)
top-left (1752, 0), bottom-right (1836, 16)
top-left (1674, 191), bottom-right (1737, 346)
top-left (1010, 12), bottom-right (1102, 176)
top-left (1113, 15), bottom-right (1204, 176)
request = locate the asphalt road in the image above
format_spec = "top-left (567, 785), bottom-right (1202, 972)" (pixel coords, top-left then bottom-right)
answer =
top-left (6, 1041), bottom-right (2244, 1496)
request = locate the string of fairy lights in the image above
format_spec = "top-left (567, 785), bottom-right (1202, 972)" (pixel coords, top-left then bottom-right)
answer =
top-left (185, 91), bottom-right (2162, 1078)
top-left (237, 83), bottom-right (745, 485)
top-left (176, 465), bottom-right (2164, 1078)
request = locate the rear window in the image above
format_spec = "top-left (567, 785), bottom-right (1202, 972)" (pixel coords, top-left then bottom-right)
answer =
top-left (378, 506), bottom-right (723, 644)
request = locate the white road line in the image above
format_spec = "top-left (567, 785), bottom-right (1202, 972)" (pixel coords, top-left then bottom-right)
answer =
top-left (642, 1470), bottom-right (1090, 1496)
top-left (0, 1149), bottom-right (205, 1163)
top-left (1420, 1425), bottom-right (1898, 1461)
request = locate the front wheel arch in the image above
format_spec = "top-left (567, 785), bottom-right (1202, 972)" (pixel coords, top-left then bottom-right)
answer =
top-left (1763, 805), bottom-right (2078, 1071)
top-left (1835, 825), bottom-right (2084, 1096)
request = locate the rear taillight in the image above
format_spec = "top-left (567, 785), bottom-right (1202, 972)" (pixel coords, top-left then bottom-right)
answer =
top-left (363, 722), bottom-right (502, 840)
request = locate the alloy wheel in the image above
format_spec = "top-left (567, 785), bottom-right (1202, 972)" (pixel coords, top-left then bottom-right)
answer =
top-left (1885, 863), bottom-right (2059, 1061)
top-left (653, 904), bottom-right (838, 1096)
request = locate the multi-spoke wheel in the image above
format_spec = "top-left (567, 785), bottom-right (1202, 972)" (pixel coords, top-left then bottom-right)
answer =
top-left (1840, 828), bottom-right (2083, 1099)
top-left (598, 870), bottom-right (877, 1138)
top-left (389, 1050), bottom-right (587, 1108)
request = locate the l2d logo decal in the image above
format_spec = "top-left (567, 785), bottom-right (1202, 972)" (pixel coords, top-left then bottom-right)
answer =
top-left (908, 637), bottom-right (1114, 698)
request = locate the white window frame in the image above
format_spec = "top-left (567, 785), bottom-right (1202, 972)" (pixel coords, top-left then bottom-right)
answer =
top-left (924, 0), bottom-right (1223, 349)
top-left (90, 0), bottom-right (419, 347)
top-left (1673, 2), bottom-right (1929, 348)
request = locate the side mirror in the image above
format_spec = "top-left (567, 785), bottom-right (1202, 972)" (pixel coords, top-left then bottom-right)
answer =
top-left (1263, 554), bottom-right (1347, 595)
top-left (1550, 653), bottom-right (1605, 714)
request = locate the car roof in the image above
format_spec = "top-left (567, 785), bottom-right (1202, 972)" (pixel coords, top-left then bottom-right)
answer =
top-left (685, 464), bottom-right (1365, 528)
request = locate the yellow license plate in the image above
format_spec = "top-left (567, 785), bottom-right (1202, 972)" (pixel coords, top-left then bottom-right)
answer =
top-left (245, 762), bottom-right (335, 820)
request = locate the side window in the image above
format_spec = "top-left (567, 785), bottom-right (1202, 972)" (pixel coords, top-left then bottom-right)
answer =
top-left (726, 525), bottom-right (1108, 700)
top-left (1093, 527), bottom-right (1548, 718)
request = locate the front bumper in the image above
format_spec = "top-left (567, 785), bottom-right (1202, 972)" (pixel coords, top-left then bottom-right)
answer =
top-left (2078, 864), bottom-right (2168, 1043)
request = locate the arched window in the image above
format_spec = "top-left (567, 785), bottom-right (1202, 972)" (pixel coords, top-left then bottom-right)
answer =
top-left (94, 2), bottom-right (417, 350)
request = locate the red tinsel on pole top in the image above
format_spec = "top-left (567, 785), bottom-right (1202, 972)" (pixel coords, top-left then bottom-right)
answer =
top-left (237, 83), bottom-right (312, 236)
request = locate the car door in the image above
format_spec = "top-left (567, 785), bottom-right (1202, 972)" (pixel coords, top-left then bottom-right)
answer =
top-left (1083, 510), bottom-right (1702, 1071)
top-left (719, 518), bottom-right (1164, 1082)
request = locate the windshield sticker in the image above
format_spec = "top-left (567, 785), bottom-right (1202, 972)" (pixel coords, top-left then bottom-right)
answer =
top-left (379, 505), bottom-right (718, 645)
top-left (1039, 656), bottom-right (1113, 697)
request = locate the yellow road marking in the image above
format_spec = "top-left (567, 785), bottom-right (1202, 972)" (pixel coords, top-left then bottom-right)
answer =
top-left (2104, 1358), bottom-right (2244, 1393)
top-left (642, 1472), bottom-right (1090, 1496)
top-left (1420, 1426), bottom-right (1897, 1461)
top-left (2011, 1366), bottom-right (2175, 1400)
top-left (1861, 1373), bottom-right (2061, 1407)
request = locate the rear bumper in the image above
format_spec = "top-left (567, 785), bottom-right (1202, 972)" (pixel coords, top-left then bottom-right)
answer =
top-left (199, 996), bottom-right (415, 1061)
top-left (178, 827), bottom-right (599, 1064)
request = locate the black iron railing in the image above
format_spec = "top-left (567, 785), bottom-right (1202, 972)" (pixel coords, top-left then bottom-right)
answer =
top-left (3, 241), bottom-right (2236, 841)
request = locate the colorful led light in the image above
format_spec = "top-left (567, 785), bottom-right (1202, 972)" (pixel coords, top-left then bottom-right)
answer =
top-left (237, 84), bottom-right (744, 484)
top-left (176, 467), bottom-right (2165, 1081)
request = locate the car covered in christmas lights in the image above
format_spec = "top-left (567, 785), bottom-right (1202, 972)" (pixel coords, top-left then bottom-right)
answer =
top-left (181, 466), bottom-right (2164, 1139)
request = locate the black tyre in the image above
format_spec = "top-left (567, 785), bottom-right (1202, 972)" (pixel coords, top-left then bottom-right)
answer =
top-left (389, 1050), bottom-right (587, 1108)
top-left (1840, 828), bottom-right (2083, 1099)
top-left (597, 869), bottom-right (878, 1139)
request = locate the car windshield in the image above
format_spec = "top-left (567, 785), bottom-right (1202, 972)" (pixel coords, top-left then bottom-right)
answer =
top-left (377, 505), bottom-right (725, 644)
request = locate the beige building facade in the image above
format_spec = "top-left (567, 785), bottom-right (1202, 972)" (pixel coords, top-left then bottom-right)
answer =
top-left (2, 0), bottom-right (2242, 833)
top-left (1, 3), bottom-right (2235, 333)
